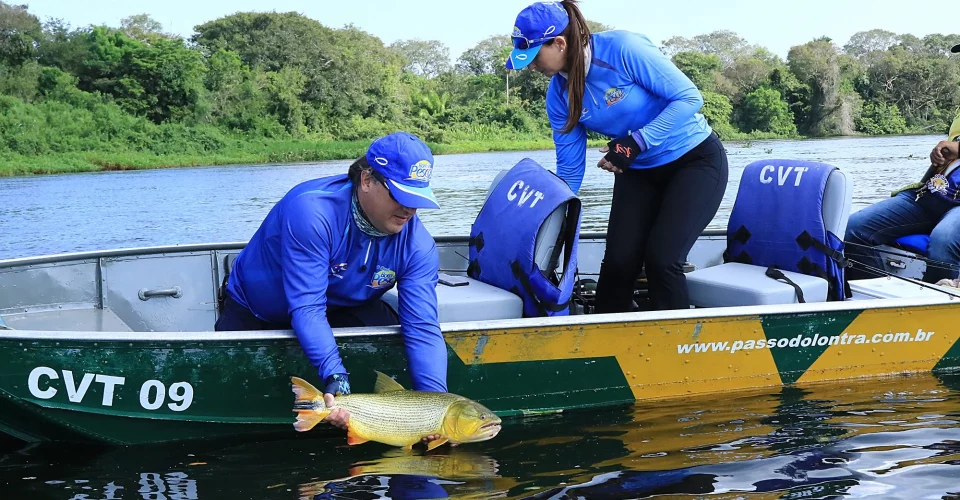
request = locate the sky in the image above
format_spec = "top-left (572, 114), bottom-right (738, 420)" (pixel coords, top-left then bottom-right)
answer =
top-left (17, 0), bottom-right (957, 61)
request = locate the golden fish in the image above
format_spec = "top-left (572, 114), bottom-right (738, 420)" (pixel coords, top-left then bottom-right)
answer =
top-left (291, 371), bottom-right (502, 451)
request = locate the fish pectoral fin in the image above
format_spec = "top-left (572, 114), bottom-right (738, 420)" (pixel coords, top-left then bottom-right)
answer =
top-left (425, 438), bottom-right (449, 451)
top-left (293, 409), bottom-right (327, 432)
top-left (373, 370), bottom-right (406, 393)
top-left (346, 429), bottom-right (370, 446)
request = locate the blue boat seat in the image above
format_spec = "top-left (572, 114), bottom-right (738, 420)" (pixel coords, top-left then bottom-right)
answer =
top-left (686, 165), bottom-right (853, 307)
top-left (894, 234), bottom-right (930, 256)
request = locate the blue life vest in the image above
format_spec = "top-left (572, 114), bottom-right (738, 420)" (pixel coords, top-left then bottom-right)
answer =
top-left (467, 159), bottom-right (582, 317)
top-left (725, 160), bottom-right (849, 301)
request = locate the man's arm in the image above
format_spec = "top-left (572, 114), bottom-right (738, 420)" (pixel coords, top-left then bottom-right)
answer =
top-left (396, 237), bottom-right (447, 393)
top-left (279, 195), bottom-right (347, 382)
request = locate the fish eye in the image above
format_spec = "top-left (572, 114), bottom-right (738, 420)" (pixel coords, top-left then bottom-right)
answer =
top-left (480, 414), bottom-right (486, 420)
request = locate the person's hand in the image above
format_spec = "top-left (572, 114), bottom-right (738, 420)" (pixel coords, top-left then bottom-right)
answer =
top-left (930, 140), bottom-right (959, 166)
top-left (597, 145), bottom-right (623, 174)
top-left (323, 393), bottom-right (351, 429)
top-left (599, 134), bottom-right (643, 172)
top-left (321, 373), bottom-right (351, 430)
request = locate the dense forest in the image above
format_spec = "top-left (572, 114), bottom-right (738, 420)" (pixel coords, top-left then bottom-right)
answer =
top-left (1, 2), bottom-right (959, 175)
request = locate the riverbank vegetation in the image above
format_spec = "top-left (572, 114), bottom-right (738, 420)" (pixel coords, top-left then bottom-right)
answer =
top-left (0, 3), bottom-right (958, 176)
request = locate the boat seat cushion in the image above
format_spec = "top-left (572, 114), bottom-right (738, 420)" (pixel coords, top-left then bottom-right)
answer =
top-left (687, 262), bottom-right (829, 308)
top-left (382, 273), bottom-right (523, 323)
top-left (894, 234), bottom-right (930, 256)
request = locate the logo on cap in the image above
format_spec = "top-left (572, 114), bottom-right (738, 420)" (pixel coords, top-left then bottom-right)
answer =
top-left (407, 159), bottom-right (433, 182)
top-left (512, 26), bottom-right (523, 37)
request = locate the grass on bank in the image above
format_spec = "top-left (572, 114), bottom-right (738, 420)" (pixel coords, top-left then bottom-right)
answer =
top-left (0, 138), bottom-right (615, 177)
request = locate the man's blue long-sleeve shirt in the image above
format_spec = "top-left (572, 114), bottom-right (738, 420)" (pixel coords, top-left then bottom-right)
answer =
top-left (547, 30), bottom-right (713, 193)
top-left (226, 174), bottom-right (447, 392)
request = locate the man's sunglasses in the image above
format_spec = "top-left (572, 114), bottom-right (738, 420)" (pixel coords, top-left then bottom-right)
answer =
top-left (369, 169), bottom-right (402, 205)
top-left (512, 35), bottom-right (557, 50)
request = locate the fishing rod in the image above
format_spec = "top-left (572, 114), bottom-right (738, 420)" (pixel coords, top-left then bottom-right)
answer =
top-left (842, 240), bottom-right (960, 273)
top-left (846, 258), bottom-right (960, 300)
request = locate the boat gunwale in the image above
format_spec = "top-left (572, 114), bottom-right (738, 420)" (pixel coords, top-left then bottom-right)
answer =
top-left (0, 231), bottom-right (729, 268)
top-left (0, 292), bottom-right (954, 342)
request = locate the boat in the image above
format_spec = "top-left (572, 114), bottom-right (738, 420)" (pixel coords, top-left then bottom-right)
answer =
top-left (1, 159), bottom-right (958, 445)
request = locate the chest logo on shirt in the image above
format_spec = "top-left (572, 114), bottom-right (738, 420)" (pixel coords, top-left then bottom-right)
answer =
top-left (369, 266), bottom-right (397, 289)
top-left (604, 88), bottom-right (625, 107)
top-left (330, 262), bottom-right (348, 279)
top-left (927, 174), bottom-right (950, 195)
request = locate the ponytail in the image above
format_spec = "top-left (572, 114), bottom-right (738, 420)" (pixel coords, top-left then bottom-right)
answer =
top-left (556, 0), bottom-right (591, 134)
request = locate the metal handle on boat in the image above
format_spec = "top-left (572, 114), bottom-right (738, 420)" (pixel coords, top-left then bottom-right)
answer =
top-left (138, 286), bottom-right (183, 301)
top-left (886, 259), bottom-right (907, 270)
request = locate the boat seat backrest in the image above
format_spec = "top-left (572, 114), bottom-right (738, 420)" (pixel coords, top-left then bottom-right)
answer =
top-left (821, 168), bottom-right (853, 241)
top-left (485, 169), bottom-right (567, 277)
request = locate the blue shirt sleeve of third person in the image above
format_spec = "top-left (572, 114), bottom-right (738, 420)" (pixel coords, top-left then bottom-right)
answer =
top-left (547, 79), bottom-right (588, 193)
top-left (279, 194), bottom-right (346, 381)
top-left (618, 33), bottom-right (704, 150)
top-left (397, 234), bottom-right (447, 392)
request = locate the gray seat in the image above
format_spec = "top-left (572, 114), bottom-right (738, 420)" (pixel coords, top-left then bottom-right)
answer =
top-left (686, 168), bottom-right (852, 308)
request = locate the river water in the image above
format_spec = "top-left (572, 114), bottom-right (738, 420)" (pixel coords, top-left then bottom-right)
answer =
top-left (0, 134), bottom-right (944, 261)
top-left (3, 135), bottom-right (960, 498)
top-left (2, 373), bottom-right (960, 498)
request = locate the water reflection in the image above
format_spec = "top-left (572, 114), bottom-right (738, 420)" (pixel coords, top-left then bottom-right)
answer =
top-left (2, 373), bottom-right (960, 498)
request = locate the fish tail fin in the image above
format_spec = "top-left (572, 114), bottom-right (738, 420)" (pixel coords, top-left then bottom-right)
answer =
top-left (294, 409), bottom-right (328, 432)
top-left (291, 376), bottom-right (329, 432)
top-left (291, 376), bottom-right (322, 402)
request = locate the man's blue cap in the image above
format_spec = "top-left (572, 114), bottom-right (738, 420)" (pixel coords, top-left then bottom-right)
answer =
top-left (506, 1), bottom-right (569, 70)
top-left (365, 132), bottom-right (439, 209)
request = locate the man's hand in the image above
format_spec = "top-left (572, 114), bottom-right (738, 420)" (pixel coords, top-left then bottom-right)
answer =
top-left (323, 393), bottom-right (351, 430)
top-left (322, 373), bottom-right (351, 430)
top-left (930, 140), bottom-right (959, 166)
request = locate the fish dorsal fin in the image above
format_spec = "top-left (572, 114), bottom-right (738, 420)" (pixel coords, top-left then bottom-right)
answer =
top-left (373, 371), bottom-right (405, 393)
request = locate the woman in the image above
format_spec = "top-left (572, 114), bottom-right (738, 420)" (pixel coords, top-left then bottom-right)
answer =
top-left (505, 0), bottom-right (728, 312)
top-left (844, 128), bottom-right (960, 285)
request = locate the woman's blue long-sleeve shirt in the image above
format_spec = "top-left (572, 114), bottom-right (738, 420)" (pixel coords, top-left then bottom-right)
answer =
top-left (547, 30), bottom-right (713, 193)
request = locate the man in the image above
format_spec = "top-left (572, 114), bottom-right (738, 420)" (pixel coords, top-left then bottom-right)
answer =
top-left (216, 131), bottom-right (448, 429)
top-left (844, 95), bottom-right (960, 285)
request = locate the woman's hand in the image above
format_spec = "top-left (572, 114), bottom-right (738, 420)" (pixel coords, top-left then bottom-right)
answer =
top-left (597, 145), bottom-right (623, 174)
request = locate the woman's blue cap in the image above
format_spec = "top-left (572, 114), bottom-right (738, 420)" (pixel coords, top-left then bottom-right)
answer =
top-left (506, 1), bottom-right (569, 70)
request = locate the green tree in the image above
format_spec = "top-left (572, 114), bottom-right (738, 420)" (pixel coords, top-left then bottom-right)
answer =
top-left (390, 39), bottom-right (451, 78)
top-left (120, 14), bottom-right (167, 41)
top-left (857, 101), bottom-right (907, 135)
top-left (672, 51), bottom-right (722, 92)
top-left (699, 90), bottom-right (737, 138)
top-left (0, 2), bottom-right (42, 67)
top-left (457, 35), bottom-right (510, 76)
top-left (843, 29), bottom-right (899, 59)
top-left (73, 27), bottom-right (206, 123)
top-left (738, 87), bottom-right (797, 136)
